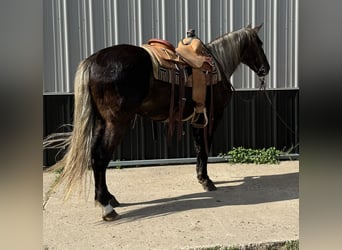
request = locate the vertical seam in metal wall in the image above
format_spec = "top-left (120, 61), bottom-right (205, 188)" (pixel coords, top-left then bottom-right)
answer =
top-left (184, 0), bottom-right (188, 33)
top-left (242, 0), bottom-right (247, 89)
top-left (244, 0), bottom-right (248, 89)
top-left (294, 0), bottom-right (298, 88)
top-left (103, 1), bottom-right (107, 46)
top-left (272, 0), bottom-right (278, 89)
top-left (127, 0), bottom-right (132, 43)
top-left (251, 96), bottom-right (256, 147)
top-left (251, 0), bottom-right (256, 27)
top-left (156, 0), bottom-right (160, 38)
top-left (77, 0), bottom-right (82, 58)
top-left (113, 0), bottom-right (118, 45)
top-left (151, 0), bottom-right (156, 37)
top-left (161, 0), bottom-right (166, 39)
top-left (265, 1), bottom-right (271, 89)
top-left (196, 1), bottom-right (200, 36)
top-left (207, 0), bottom-right (211, 42)
top-left (251, 0), bottom-right (256, 89)
top-left (229, 0), bottom-right (234, 85)
top-left (107, 0), bottom-right (113, 46)
top-left (291, 0), bottom-right (295, 88)
top-left (229, 0), bottom-right (234, 31)
top-left (132, 0), bottom-right (136, 44)
top-left (140, 118), bottom-right (145, 159)
top-left (57, 0), bottom-right (63, 92)
top-left (218, 0), bottom-right (222, 35)
top-left (272, 92), bottom-right (277, 146)
top-left (137, 0), bottom-right (142, 45)
top-left (176, 0), bottom-right (180, 40)
top-left (285, 0), bottom-right (289, 88)
top-left (80, 1), bottom-right (87, 57)
top-left (62, 0), bottom-right (70, 92)
top-left (51, 0), bottom-right (58, 93)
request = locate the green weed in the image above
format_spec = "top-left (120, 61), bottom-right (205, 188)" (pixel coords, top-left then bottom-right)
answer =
top-left (219, 147), bottom-right (281, 164)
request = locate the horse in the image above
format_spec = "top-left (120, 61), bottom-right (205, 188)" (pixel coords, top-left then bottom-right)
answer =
top-left (44, 24), bottom-right (270, 221)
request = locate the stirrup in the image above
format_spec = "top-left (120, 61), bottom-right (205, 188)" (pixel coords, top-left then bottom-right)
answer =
top-left (191, 108), bottom-right (208, 128)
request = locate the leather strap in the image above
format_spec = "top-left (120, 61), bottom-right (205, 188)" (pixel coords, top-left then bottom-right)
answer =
top-left (168, 68), bottom-right (176, 138)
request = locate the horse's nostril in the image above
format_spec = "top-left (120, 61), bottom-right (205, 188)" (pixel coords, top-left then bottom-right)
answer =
top-left (257, 65), bottom-right (266, 75)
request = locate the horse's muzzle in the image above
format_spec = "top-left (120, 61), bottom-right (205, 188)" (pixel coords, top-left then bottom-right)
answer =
top-left (257, 64), bottom-right (270, 77)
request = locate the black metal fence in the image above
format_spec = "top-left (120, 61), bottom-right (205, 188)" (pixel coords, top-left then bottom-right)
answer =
top-left (43, 89), bottom-right (299, 166)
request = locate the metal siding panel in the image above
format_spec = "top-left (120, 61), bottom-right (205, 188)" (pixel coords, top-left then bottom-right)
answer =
top-left (277, 0), bottom-right (286, 89)
top-left (66, 1), bottom-right (83, 93)
top-left (55, 0), bottom-right (64, 92)
top-left (164, 0), bottom-right (175, 42)
top-left (292, 0), bottom-right (298, 88)
top-left (115, 0), bottom-right (130, 44)
top-left (92, 0), bottom-right (106, 51)
top-left (44, 0), bottom-right (299, 93)
top-left (140, 0), bottom-right (153, 43)
top-left (43, 0), bottom-right (56, 93)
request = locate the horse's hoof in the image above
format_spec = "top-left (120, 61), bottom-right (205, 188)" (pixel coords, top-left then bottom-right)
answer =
top-left (202, 181), bottom-right (217, 191)
top-left (102, 210), bottom-right (120, 221)
top-left (109, 197), bottom-right (120, 208)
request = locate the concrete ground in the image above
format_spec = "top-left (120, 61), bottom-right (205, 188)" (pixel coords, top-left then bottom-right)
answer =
top-left (43, 161), bottom-right (299, 250)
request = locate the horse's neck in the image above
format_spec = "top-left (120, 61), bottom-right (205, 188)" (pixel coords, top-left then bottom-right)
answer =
top-left (207, 32), bottom-right (243, 80)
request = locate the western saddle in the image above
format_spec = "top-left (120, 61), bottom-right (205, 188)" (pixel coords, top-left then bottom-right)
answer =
top-left (141, 29), bottom-right (220, 130)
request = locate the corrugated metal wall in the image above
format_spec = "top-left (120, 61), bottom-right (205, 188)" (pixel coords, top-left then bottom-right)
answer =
top-left (43, 0), bottom-right (298, 93)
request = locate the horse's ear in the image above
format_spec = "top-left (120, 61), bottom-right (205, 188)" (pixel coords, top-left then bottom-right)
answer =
top-left (246, 23), bottom-right (252, 29)
top-left (254, 23), bottom-right (264, 32)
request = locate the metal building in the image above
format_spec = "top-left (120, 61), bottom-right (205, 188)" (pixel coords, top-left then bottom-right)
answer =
top-left (43, 0), bottom-right (299, 166)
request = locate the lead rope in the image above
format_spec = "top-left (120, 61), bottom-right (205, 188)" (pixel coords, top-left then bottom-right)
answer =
top-left (259, 76), bottom-right (299, 153)
top-left (259, 76), bottom-right (296, 135)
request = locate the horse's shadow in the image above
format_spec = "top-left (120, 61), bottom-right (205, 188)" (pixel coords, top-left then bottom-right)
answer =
top-left (106, 172), bottom-right (298, 224)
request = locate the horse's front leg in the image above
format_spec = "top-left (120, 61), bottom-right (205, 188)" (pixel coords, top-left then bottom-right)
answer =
top-left (192, 127), bottom-right (217, 191)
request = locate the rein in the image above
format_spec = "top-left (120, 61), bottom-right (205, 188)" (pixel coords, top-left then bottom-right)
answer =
top-left (230, 76), bottom-right (266, 103)
top-left (232, 76), bottom-right (296, 140)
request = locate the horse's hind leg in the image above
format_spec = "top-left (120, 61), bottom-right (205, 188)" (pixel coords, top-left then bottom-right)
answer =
top-left (91, 114), bottom-right (132, 221)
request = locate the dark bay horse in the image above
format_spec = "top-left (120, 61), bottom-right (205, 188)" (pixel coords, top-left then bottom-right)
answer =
top-left (45, 24), bottom-right (270, 221)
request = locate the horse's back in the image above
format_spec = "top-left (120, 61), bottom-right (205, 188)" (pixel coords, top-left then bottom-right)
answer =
top-left (87, 44), bottom-right (153, 111)
top-left (88, 44), bottom-right (152, 83)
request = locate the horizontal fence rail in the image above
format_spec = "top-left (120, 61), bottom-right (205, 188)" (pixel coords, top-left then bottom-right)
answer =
top-left (106, 154), bottom-right (299, 168)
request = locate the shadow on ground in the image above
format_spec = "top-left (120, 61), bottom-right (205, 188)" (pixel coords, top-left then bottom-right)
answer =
top-left (104, 172), bottom-right (298, 224)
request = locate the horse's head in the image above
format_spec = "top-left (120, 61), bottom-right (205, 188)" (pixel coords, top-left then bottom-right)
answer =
top-left (240, 24), bottom-right (270, 77)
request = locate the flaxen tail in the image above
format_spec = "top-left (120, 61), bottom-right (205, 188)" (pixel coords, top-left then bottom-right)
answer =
top-left (44, 59), bottom-right (94, 199)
